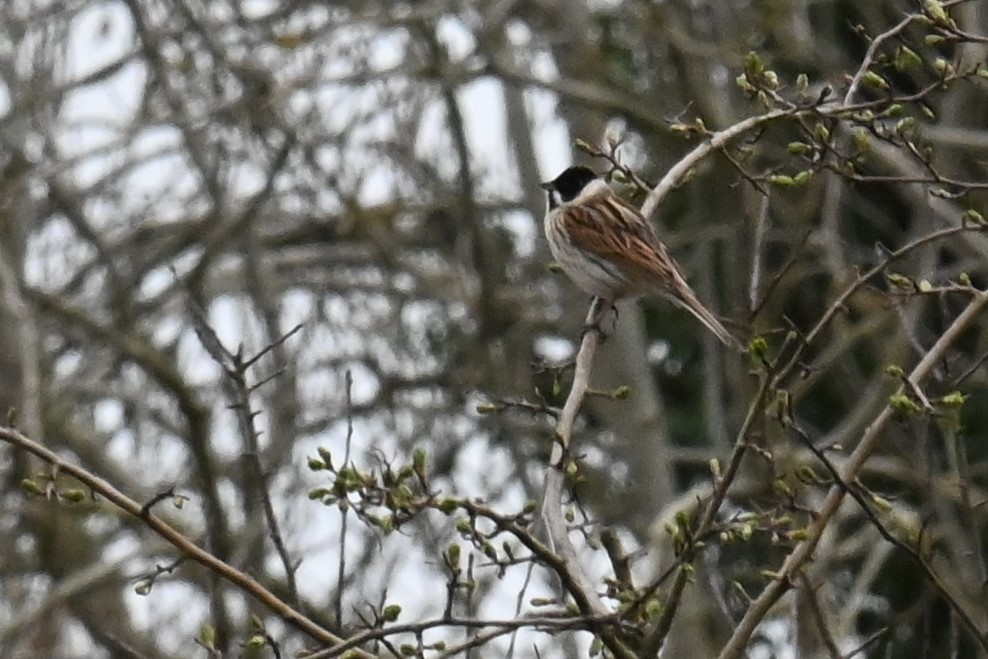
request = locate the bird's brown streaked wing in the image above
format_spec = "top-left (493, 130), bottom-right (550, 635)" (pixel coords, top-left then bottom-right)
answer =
top-left (561, 191), bottom-right (741, 349)
top-left (560, 192), bottom-right (691, 291)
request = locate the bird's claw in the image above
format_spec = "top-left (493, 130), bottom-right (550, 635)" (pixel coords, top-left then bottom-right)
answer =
top-left (581, 321), bottom-right (607, 343)
top-left (581, 298), bottom-right (617, 342)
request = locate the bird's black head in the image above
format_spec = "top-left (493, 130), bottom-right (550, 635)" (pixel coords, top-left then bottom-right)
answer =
top-left (540, 166), bottom-right (599, 208)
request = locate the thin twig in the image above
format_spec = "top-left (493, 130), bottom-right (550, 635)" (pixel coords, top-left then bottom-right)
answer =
top-left (749, 228), bottom-right (814, 320)
top-left (335, 370), bottom-right (354, 630)
top-left (797, 572), bottom-right (842, 659)
top-left (0, 233), bottom-right (43, 440)
top-left (307, 612), bottom-right (626, 659)
top-left (748, 192), bottom-right (771, 312)
top-left (844, 14), bottom-right (918, 104)
top-left (192, 312), bottom-right (302, 608)
top-left (949, 421), bottom-right (988, 628)
top-left (843, 628), bottom-right (889, 658)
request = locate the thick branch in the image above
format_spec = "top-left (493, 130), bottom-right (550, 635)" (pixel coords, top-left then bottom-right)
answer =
top-left (539, 299), bottom-right (637, 659)
top-left (0, 426), bottom-right (374, 659)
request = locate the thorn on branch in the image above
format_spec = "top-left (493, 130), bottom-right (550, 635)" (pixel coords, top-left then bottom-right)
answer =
top-left (140, 487), bottom-right (176, 519)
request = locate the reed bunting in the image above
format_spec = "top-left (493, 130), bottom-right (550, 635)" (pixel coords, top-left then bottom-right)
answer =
top-left (541, 165), bottom-right (740, 349)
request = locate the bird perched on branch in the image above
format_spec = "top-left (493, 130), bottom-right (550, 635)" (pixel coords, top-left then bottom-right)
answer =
top-left (541, 165), bottom-right (740, 349)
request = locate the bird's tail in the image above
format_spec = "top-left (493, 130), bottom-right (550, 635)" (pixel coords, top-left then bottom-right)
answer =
top-left (671, 290), bottom-right (743, 351)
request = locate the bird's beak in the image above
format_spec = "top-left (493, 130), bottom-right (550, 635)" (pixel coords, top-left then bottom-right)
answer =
top-left (539, 181), bottom-right (554, 191)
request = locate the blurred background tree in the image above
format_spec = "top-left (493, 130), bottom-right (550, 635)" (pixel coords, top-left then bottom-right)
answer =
top-left (2, 0), bottom-right (988, 657)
